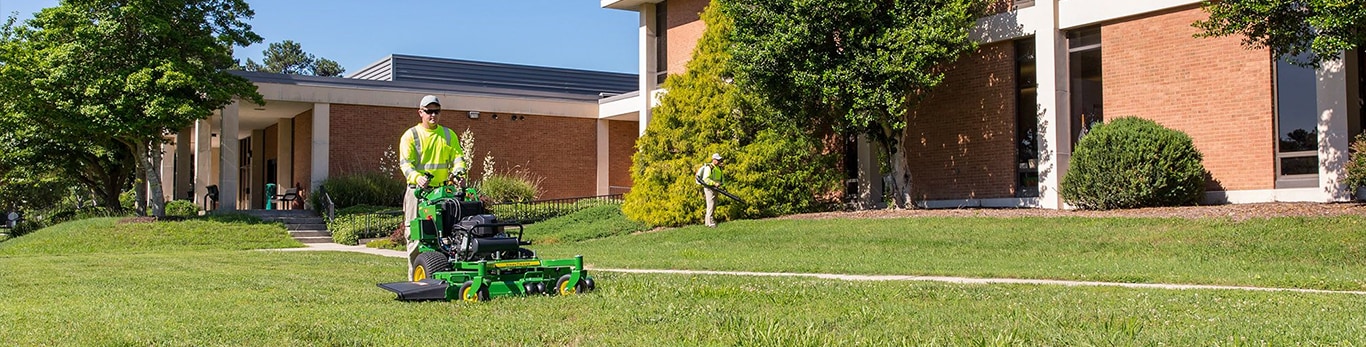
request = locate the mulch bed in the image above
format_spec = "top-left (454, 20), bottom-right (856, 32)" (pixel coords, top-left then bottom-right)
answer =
top-left (782, 202), bottom-right (1366, 221)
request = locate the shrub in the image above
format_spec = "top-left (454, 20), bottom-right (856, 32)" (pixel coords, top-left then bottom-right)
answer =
top-left (164, 200), bottom-right (201, 217)
top-left (1061, 117), bottom-right (1206, 210)
top-left (310, 172), bottom-right (405, 211)
top-left (479, 171), bottom-right (541, 203)
top-left (1344, 134), bottom-right (1366, 196)
top-left (329, 212), bottom-right (403, 245)
top-left (365, 238), bottom-right (405, 251)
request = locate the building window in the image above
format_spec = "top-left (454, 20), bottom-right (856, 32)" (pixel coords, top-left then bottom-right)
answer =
top-left (1067, 27), bottom-right (1102, 151)
top-left (1275, 52), bottom-right (1320, 186)
top-left (1015, 38), bottom-right (1039, 197)
top-left (655, 1), bottom-right (668, 85)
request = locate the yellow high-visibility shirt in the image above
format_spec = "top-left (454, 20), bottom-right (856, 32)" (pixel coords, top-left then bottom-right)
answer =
top-left (398, 125), bottom-right (466, 187)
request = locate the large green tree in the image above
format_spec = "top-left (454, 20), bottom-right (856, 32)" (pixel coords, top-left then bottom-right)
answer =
top-left (722, 0), bottom-right (985, 208)
top-left (241, 40), bottom-right (345, 77)
top-left (624, 4), bottom-right (840, 227)
top-left (0, 0), bottom-right (264, 217)
top-left (1195, 0), bottom-right (1366, 67)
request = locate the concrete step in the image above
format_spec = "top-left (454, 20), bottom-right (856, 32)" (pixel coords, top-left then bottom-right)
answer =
top-left (285, 223), bottom-right (329, 230)
top-left (289, 230), bottom-right (331, 238)
top-left (294, 236), bottom-right (334, 244)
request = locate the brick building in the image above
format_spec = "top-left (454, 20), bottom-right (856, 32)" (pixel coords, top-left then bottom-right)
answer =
top-left (159, 55), bottom-right (638, 210)
top-left (602, 0), bottom-right (1363, 208)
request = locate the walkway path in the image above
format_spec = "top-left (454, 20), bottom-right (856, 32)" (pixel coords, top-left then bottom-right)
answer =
top-left (268, 243), bottom-right (1366, 296)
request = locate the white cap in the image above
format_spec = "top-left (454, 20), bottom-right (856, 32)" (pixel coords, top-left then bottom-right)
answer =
top-left (419, 95), bottom-right (440, 108)
top-left (711, 153), bottom-right (722, 160)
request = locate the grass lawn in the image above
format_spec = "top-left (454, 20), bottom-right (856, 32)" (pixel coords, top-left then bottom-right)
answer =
top-left (3, 214), bottom-right (1366, 344)
top-left (532, 216), bottom-right (1366, 291)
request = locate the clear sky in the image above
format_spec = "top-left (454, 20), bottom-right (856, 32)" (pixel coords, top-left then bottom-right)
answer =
top-left (1, 0), bottom-right (640, 74)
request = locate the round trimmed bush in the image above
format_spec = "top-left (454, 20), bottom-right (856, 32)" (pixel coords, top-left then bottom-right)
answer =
top-left (164, 200), bottom-right (200, 217)
top-left (1061, 117), bottom-right (1206, 210)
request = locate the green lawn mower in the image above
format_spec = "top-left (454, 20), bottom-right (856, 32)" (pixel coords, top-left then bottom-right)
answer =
top-left (377, 183), bottom-right (596, 302)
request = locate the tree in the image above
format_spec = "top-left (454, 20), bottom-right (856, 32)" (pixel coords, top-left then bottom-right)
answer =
top-left (0, 115), bottom-right (135, 211)
top-left (241, 40), bottom-right (346, 77)
top-left (1195, 0), bottom-right (1366, 67)
top-left (722, 0), bottom-right (986, 209)
top-left (623, 4), bottom-right (840, 226)
top-left (0, 0), bottom-right (264, 217)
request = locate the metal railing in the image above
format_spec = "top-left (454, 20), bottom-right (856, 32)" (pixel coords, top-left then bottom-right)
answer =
top-left (489, 194), bottom-right (624, 224)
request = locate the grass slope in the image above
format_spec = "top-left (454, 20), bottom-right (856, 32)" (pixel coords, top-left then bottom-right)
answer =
top-left (521, 205), bottom-right (649, 244)
top-left (0, 216), bottom-right (301, 256)
top-left (534, 216), bottom-right (1366, 291)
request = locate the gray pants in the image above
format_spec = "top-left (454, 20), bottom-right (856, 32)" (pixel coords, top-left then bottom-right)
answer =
top-left (704, 187), bottom-right (716, 227)
top-left (403, 186), bottom-right (419, 281)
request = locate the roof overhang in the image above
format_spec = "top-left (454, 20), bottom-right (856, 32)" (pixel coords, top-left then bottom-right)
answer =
top-left (601, 0), bottom-right (663, 11)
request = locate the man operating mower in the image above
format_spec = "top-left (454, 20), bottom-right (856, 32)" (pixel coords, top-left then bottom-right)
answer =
top-left (399, 94), bottom-right (467, 280)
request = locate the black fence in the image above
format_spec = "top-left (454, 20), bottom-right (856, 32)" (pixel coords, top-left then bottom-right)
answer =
top-left (320, 193), bottom-right (624, 243)
top-left (489, 194), bottom-right (624, 224)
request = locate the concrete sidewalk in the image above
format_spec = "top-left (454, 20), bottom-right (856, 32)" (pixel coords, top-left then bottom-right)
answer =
top-left (267, 243), bottom-right (1366, 296)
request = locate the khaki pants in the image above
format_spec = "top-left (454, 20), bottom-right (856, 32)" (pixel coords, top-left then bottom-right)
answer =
top-left (703, 187), bottom-right (716, 227)
top-left (403, 186), bottom-right (419, 281)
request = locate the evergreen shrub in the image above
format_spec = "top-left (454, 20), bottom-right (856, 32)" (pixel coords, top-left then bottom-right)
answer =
top-left (1061, 117), bottom-right (1206, 209)
top-left (164, 200), bottom-right (200, 217)
top-left (1344, 134), bottom-right (1366, 198)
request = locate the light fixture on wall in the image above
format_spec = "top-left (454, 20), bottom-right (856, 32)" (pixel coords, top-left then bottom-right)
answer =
top-left (491, 114), bottom-right (499, 120)
top-left (468, 111), bottom-right (480, 119)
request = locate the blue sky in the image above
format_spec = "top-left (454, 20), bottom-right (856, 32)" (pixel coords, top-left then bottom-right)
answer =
top-left (2, 1), bottom-right (640, 74)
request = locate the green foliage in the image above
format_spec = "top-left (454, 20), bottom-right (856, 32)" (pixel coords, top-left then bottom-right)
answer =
top-left (0, 167), bottom-right (74, 212)
top-left (478, 172), bottom-right (541, 203)
top-left (1345, 134), bottom-right (1366, 195)
top-left (1, 0), bottom-right (264, 217)
top-left (311, 172), bottom-right (405, 210)
top-left (364, 238), bottom-right (405, 251)
top-left (240, 40), bottom-right (346, 76)
top-left (6, 206), bottom-right (126, 238)
top-left (1195, 0), bottom-right (1366, 67)
top-left (521, 204), bottom-right (648, 244)
top-left (1061, 117), bottom-right (1207, 210)
top-left (336, 204), bottom-right (399, 215)
top-left (624, 4), bottom-right (840, 227)
top-left (329, 213), bottom-right (402, 246)
top-left (722, 0), bottom-right (987, 207)
top-left (164, 200), bottom-right (201, 217)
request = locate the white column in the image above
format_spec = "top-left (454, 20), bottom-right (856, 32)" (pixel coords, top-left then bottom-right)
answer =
top-left (194, 119), bottom-right (212, 206)
top-left (249, 129), bottom-right (266, 209)
top-left (638, 3), bottom-right (659, 136)
top-left (174, 127), bottom-right (192, 201)
top-left (276, 118), bottom-right (294, 191)
top-left (596, 119), bottom-right (611, 195)
top-left (219, 101), bottom-right (240, 211)
top-left (1035, 0), bottom-right (1071, 209)
top-left (311, 103), bottom-right (330, 193)
top-left (1318, 55), bottom-right (1352, 201)
top-left (857, 135), bottom-right (884, 208)
top-left (159, 143), bottom-right (175, 201)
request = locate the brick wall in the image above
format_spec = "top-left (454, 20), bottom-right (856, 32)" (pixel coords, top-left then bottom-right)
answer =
top-left (665, 0), bottom-right (709, 76)
top-left (327, 104), bottom-right (600, 199)
top-left (1103, 6), bottom-right (1274, 191)
top-left (905, 41), bottom-right (1019, 201)
top-left (608, 120), bottom-right (639, 193)
top-left (292, 110), bottom-right (312, 192)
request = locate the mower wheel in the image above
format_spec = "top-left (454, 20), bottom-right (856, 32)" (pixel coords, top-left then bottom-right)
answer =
top-left (413, 252), bottom-right (451, 281)
top-left (582, 277), bottom-right (596, 292)
top-left (556, 274), bottom-right (586, 296)
top-left (458, 281), bottom-right (489, 302)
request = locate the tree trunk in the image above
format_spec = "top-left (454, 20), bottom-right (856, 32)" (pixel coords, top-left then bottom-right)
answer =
top-left (881, 124), bottom-right (914, 209)
top-left (137, 139), bottom-right (167, 218)
top-left (132, 141), bottom-right (148, 216)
